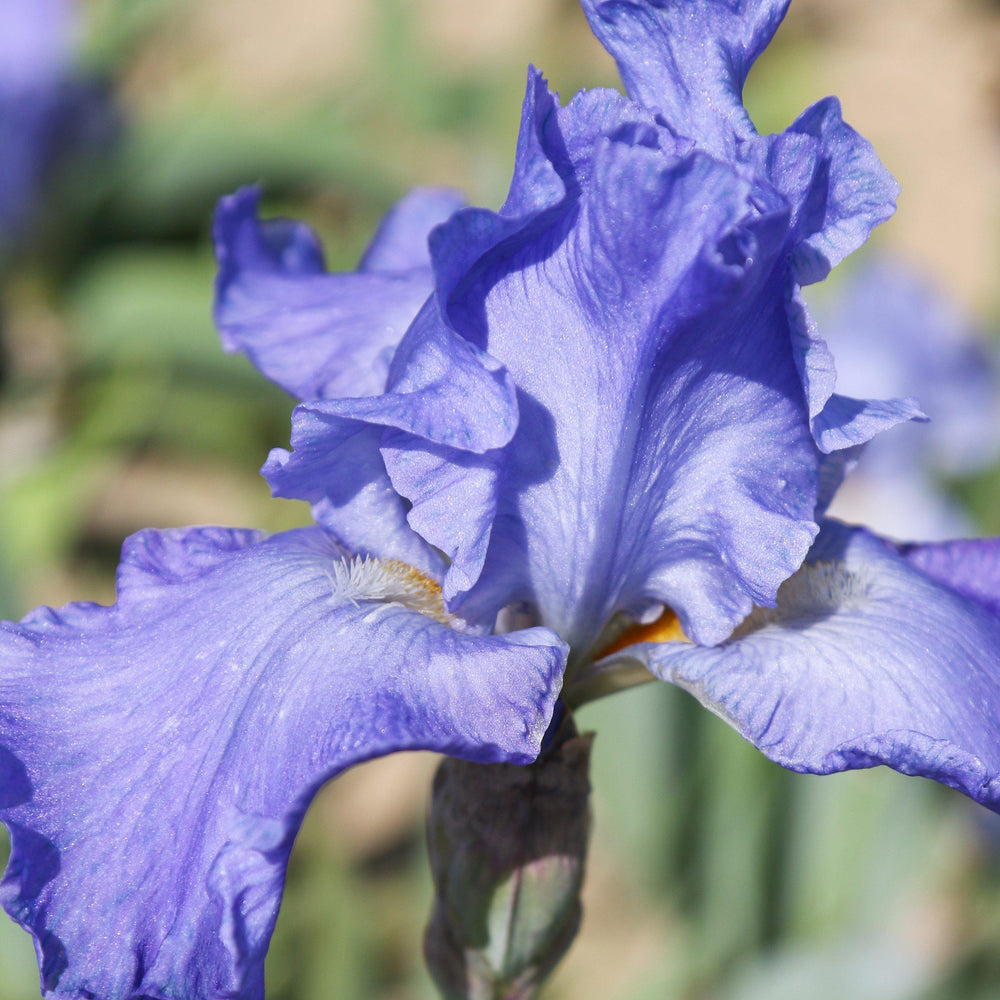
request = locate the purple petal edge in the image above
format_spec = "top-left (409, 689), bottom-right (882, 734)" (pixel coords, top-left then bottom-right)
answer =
top-left (0, 526), bottom-right (565, 999)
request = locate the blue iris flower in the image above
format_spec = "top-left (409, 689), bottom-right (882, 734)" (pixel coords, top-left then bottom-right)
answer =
top-left (3, 1), bottom-right (1000, 998)
top-left (0, 0), bottom-right (115, 247)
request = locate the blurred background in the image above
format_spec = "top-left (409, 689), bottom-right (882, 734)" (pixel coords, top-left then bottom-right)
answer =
top-left (2, 0), bottom-right (1000, 997)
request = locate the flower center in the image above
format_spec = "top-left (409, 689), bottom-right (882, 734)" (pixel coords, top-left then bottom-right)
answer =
top-left (596, 607), bottom-right (688, 660)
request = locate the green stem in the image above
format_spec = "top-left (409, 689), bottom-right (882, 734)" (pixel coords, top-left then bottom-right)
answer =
top-left (562, 657), bottom-right (657, 710)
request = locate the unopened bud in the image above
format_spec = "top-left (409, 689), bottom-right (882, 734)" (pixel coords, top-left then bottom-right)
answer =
top-left (424, 717), bottom-right (592, 1000)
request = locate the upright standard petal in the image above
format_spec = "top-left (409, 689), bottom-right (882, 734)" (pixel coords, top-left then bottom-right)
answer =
top-left (265, 76), bottom-right (821, 647)
top-left (778, 98), bottom-right (900, 284)
top-left (578, 1), bottom-right (899, 281)
top-left (625, 521), bottom-right (1000, 810)
top-left (578, 0), bottom-right (790, 155)
top-left (0, 527), bottom-right (565, 1000)
top-left (375, 82), bottom-right (820, 649)
top-left (212, 186), bottom-right (465, 400)
top-left (579, 0), bottom-right (903, 433)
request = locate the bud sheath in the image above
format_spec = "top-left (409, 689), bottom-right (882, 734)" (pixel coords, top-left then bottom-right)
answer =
top-left (424, 719), bottom-right (593, 1000)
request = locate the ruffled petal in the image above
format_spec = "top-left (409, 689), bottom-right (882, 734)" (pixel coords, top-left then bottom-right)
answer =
top-left (376, 85), bottom-right (819, 648)
top-left (378, 431), bottom-right (503, 605)
top-left (625, 521), bottom-right (1000, 809)
top-left (578, 5), bottom-right (897, 278)
top-left (212, 187), bottom-right (462, 400)
top-left (262, 411), bottom-right (444, 579)
top-left (499, 67), bottom-right (572, 219)
top-left (497, 66), bottom-right (676, 220)
top-left (786, 282), bottom-right (925, 454)
top-left (781, 98), bottom-right (900, 284)
top-left (579, 0), bottom-right (791, 154)
top-left (261, 301), bottom-right (520, 587)
top-left (810, 392), bottom-right (926, 455)
top-left (263, 297), bottom-right (520, 464)
top-left (0, 526), bottom-right (565, 1000)
top-left (260, 301), bottom-right (516, 593)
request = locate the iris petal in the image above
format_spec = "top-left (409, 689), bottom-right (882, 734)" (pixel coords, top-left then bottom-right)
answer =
top-left (262, 416), bottom-right (445, 578)
top-left (214, 9), bottom-right (908, 658)
top-left (0, 526), bottom-right (565, 999)
top-left (896, 537), bottom-right (1000, 618)
top-left (781, 98), bottom-right (900, 284)
top-left (212, 186), bottom-right (464, 400)
top-left (578, 0), bottom-right (791, 154)
top-left (579, 4), bottom-right (899, 279)
top-left (626, 521), bottom-right (1000, 809)
top-left (810, 393), bottom-right (926, 454)
top-left (379, 85), bottom-right (819, 647)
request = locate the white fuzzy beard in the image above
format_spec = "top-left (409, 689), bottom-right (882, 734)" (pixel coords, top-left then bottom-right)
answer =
top-left (328, 556), bottom-right (453, 625)
top-left (734, 559), bottom-right (872, 637)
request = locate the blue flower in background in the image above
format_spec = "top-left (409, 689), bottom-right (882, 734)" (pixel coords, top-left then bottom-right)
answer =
top-left (817, 258), bottom-right (1000, 538)
top-left (0, 0), bottom-right (116, 247)
top-left (2, 1), bottom-right (1000, 998)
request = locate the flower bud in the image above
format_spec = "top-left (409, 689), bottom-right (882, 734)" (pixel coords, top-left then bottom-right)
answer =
top-left (424, 718), bottom-right (592, 1000)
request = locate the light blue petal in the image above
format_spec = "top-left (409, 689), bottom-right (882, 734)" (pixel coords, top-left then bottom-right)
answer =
top-left (783, 98), bottom-right (900, 284)
top-left (579, 0), bottom-right (791, 154)
top-left (627, 521), bottom-right (1000, 809)
top-left (262, 411), bottom-right (444, 579)
top-left (810, 393), bottom-right (926, 455)
top-left (212, 187), bottom-right (462, 400)
top-left (383, 89), bottom-right (819, 647)
top-left (896, 537), bottom-right (1000, 618)
top-left (0, 527), bottom-right (565, 1000)
top-left (379, 431), bottom-right (503, 605)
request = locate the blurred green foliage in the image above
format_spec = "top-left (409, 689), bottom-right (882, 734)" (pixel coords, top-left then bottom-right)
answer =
top-left (2, 2), bottom-right (1000, 999)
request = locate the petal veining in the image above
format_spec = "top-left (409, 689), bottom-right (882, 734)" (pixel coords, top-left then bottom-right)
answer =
top-left (381, 83), bottom-right (820, 647)
top-left (0, 527), bottom-right (565, 1000)
top-left (628, 521), bottom-right (1000, 810)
